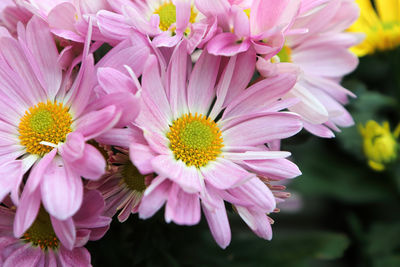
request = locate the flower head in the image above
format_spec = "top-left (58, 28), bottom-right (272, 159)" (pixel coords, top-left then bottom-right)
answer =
top-left (0, 190), bottom-right (110, 266)
top-left (0, 16), bottom-right (138, 235)
top-left (126, 42), bottom-right (302, 247)
top-left (359, 120), bottom-right (400, 171)
top-left (349, 0), bottom-right (400, 56)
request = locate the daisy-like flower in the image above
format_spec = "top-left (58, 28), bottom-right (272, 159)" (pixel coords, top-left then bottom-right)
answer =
top-left (127, 42), bottom-right (302, 247)
top-left (87, 147), bottom-right (153, 222)
top-left (349, 0), bottom-right (400, 56)
top-left (0, 16), bottom-right (139, 233)
top-left (257, 0), bottom-right (360, 137)
top-left (20, 0), bottom-right (112, 42)
top-left (98, 0), bottom-right (215, 52)
top-left (0, 190), bottom-right (110, 267)
top-left (198, 0), bottom-right (301, 56)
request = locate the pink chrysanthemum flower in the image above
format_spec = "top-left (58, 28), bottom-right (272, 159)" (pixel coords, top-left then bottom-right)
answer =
top-left (257, 0), bottom-right (361, 137)
top-left (20, 0), bottom-right (111, 42)
top-left (87, 147), bottom-right (153, 222)
top-left (127, 42), bottom-right (303, 248)
top-left (0, 190), bottom-right (110, 266)
top-left (98, 0), bottom-right (216, 52)
top-left (197, 0), bottom-right (301, 56)
top-left (0, 17), bottom-right (139, 233)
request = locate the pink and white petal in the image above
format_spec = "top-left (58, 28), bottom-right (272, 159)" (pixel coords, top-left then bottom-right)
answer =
top-left (222, 113), bottom-right (302, 146)
top-left (175, 0), bottom-right (191, 32)
top-left (207, 32), bottom-right (251, 56)
top-left (47, 2), bottom-right (77, 33)
top-left (51, 217), bottom-right (76, 251)
top-left (97, 67), bottom-right (137, 94)
top-left (233, 7), bottom-right (250, 38)
top-left (0, 161), bottom-right (23, 202)
top-left (195, 0), bottom-right (230, 16)
top-left (228, 178), bottom-right (276, 211)
top-left (122, 5), bottom-right (160, 35)
top-left (243, 158), bottom-right (301, 180)
top-left (25, 16), bottom-right (62, 99)
top-left (201, 191), bottom-right (231, 249)
top-left (303, 121), bottom-right (335, 138)
top-left (222, 72), bottom-right (297, 120)
top-left (58, 247), bottom-right (91, 267)
top-left (67, 55), bottom-right (95, 118)
top-left (202, 158), bottom-right (254, 190)
top-left (223, 151), bottom-right (291, 161)
top-left (3, 244), bottom-right (42, 267)
top-left (75, 105), bottom-right (121, 141)
top-left (13, 187), bottom-right (41, 238)
top-left (96, 128), bottom-right (135, 147)
top-left (165, 183), bottom-right (201, 225)
top-left (250, 0), bottom-right (300, 35)
top-left (66, 144), bottom-right (106, 180)
top-left (236, 206), bottom-right (272, 240)
top-left (41, 157), bottom-right (83, 220)
top-left (286, 84), bottom-right (329, 124)
top-left (142, 55), bottom-right (172, 128)
top-left (97, 10), bottom-right (133, 40)
top-left (166, 42), bottom-right (189, 118)
top-left (59, 132), bottom-right (85, 162)
top-left (152, 155), bottom-right (202, 193)
top-left (129, 143), bottom-right (157, 175)
top-left (85, 92), bottom-right (140, 128)
top-left (292, 46), bottom-right (358, 77)
top-left (139, 177), bottom-right (171, 219)
top-left (187, 49), bottom-right (220, 114)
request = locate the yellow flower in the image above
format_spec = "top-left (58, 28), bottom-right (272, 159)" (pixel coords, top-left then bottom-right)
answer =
top-left (349, 0), bottom-right (400, 56)
top-left (359, 120), bottom-right (400, 171)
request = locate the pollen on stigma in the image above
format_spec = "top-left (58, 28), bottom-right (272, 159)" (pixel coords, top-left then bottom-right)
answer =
top-left (18, 100), bottom-right (72, 156)
top-left (167, 113), bottom-right (223, 168)
top-left (153, 1), bottom-right (198, 31)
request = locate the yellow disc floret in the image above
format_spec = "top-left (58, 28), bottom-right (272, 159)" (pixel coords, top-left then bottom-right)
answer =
top-left (22, 208), bottom-right (59, 250)
top-left (153, 1), bottom-right (198, 31)
top-left (275, 45), bottom-right (292, 63)
top-left (167, 113), bottom-right (223, 168)
top-left (18, 100), bottom-right (72, 156)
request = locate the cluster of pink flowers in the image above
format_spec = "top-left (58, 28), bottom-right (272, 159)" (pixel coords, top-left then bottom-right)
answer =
top-left (0, 0), bottom-right (360, 266)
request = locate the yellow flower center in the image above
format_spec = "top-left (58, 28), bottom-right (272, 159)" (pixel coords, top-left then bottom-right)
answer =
top-left (275, 45), bottom-right (292, 63)
top-left (153, 1), bottom-right (198, 31)
top-left (18, 101), bottom-right (72, 156)
top-left (22, 208), bottom-right (59, 250)
top-left (121, 161), bottom-right (146, 192)
top-left (167, 113), bottom-right (223, 168)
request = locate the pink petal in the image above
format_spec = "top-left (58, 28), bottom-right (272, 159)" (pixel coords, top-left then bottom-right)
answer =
top-left (165, 183), bottom-right (201, 225)
top-left (97, 10), bottom-right (133, 40)
top-left (152, 155), bottom-right (202, 193)
top-left (236, 206), bottom-right (272, 240)
top-left (187, 49), bottom-right (220, 114)
top-left (202, 158), bottom-right (254, 190)
top-left (207, 32), bottom-right (251, 56)
top-left (139, 176), bottom-right (171, 219)
top-left (41, 157), bottom-right (83, 220)
top-left (3, 244), bottom-right (42, 267)
top-left (25, 16), bottom-right (62, 99)
top-left (0, 161), bottom-right (23, 203)
top-left (58, 247), bottom-right (91, 267)
top-left (243, 158), bottom-right (301, 180)
top-left (201, 188), bottom-right (231, 249)
top-left (66, 144), bottom-right (106, 180)
top-left (97, 67), bottom-right (137, 94)
top-left (13, 187), bottom-right (41, 238)
top-left (129, 143), bottom-right (157, 175)
top-left (75, 105), bottom-right (121, 141)
top-left (222, 113), bottom-right (302, 146)
top-left (51, 216), bottom-right (76, 251)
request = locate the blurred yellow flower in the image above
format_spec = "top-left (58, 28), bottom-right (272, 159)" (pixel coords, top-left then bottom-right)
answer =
top-left (359, 120), bottom-right (400, 171)
top-left (349, 0), bottom-right (400, 56)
